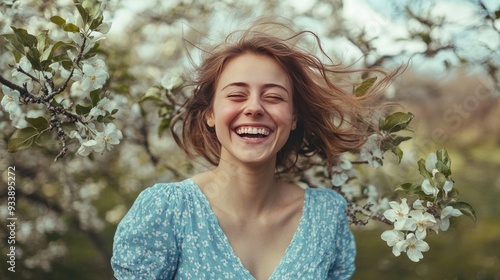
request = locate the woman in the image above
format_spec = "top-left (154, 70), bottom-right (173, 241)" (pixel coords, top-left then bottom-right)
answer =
top-left (111, 20), bottom-right (395, 279)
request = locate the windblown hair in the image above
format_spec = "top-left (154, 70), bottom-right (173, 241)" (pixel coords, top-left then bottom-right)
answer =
top-left (171, 19), bottom-right (401, 173)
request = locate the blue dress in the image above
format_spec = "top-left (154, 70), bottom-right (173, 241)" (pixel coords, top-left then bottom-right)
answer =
top-left (111, 178), bottom-right (356, 279)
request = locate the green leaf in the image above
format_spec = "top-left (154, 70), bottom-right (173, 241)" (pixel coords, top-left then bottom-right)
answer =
top-left (89, 15), bottom-right (103, 30)
top-left (26, 117), bottom-right (50, 131)
top-left (380, 112), bottom-right (414, 133)
top-left (50, 16), bottom-right (67, 27)
top-left (391, 135), bottom-right (412, 146)
top-left (8, 127), bottom-right (39, 152)
top-left (111, 109), bottom-right (119, 115)
top-left (418, 32), bottom-right (432, 45)
top-left (449, 201), bottom-right (477, 222)
top-left (36, 30), bottom-right (50, 53)
top-left (62, 122), bottom-right (77, 135)
top-left (63, 23), bottom-right (80, 33)
top-left (495, 9), bottom-right (500, 20)
top-left (434, 172), bottom-right (447, 188)
top-left (42, 41), bottom-right (69, 62)
top-left (436, 148), bottom-right (451, 168)
top-left (75, 4), bottom-right (90, 25)
top-left (354, 76), bottom-right (377, 97)
top-left (61, 60), bottom-right (73, 70)
top-left (90, 90), bottom-right (100, 106)
top-left (157, 118), bottom-right (172, 137)
top-left (447, 188), bottom-right (459, 201)
top-left (395, 183), bottom-right (423, 195)
top-left (26, 48), bottom-right (42, 71)
top-left (436, 160), bottom-right (451, 176)
top-left (76, 104), bottom-right (92, 115)
top-left (11, 27), bottom-right (37, 48)
top-left (390, 146), bottom-right (403, 163)
top-left (2, 33), bottom-right (26, 56)
top-left (35, 131), bottom-right (53, 147)
top-left (140, 87), bottom-right (163, 103)
top-left (82, 0), bottom-right (101, 18)
top-left (418, 158), bottom-right (432, 181)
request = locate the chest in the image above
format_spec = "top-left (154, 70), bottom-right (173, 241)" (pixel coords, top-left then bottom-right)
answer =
top-left (172, 195), bottom-right (345, 279)
top-left (223, 211), bottom-right (301, 279)
top-left (214, 205), bottom-right (302, 280)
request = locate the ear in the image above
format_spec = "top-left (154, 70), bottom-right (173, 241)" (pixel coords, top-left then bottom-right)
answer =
top-left (291, 114), bottom-right (297, 130)
top-left (206, 111), bottom-right (215, 127)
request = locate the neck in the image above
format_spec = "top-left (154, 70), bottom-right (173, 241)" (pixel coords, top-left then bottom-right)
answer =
top-left (206, 160), bottom-right (282, 217)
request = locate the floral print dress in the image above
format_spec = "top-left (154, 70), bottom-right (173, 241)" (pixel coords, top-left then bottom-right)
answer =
top-left (111, 179), bottom-right (356, 279)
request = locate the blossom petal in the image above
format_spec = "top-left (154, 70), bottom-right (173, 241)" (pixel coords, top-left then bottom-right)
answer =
top-left (425, 152), bottom-right (438, 173)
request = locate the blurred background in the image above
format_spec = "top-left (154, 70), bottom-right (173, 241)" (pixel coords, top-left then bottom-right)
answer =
top-left (1, 0), bottom-right (499, 279)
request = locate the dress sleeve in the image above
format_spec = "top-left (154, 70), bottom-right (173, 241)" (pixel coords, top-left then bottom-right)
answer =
top-left (328, 196), bottom-right (356, 280)
top-left (111, 184), bottom-right (181, 280)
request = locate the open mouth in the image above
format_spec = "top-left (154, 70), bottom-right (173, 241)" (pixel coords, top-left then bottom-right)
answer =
top-left (235, 126), bottom-right (271, 139)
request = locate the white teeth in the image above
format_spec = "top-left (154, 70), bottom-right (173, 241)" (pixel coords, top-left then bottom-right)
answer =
top-left (236, 127), bottom-right (270, 135)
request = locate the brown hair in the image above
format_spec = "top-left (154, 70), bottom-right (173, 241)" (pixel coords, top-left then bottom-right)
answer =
top-left (171, 19), bottom-right (400, 173)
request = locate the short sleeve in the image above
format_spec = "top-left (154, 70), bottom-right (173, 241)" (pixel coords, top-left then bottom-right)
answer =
top-left (111, 184), bottom-right (181, 279)
top-left (328, 197), bottom-right (356, 279)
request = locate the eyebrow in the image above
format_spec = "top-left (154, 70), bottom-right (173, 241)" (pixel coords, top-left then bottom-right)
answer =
top-left (221, 82), bottom-right (290, 94)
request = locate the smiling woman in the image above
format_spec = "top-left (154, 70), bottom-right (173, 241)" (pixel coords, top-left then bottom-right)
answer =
top-left (206, 54), bottom-right (296, 169)
top-left (111, 18), bottom-right (400, 280)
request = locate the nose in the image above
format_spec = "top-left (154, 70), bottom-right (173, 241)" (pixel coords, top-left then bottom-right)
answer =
top-left (243, 95), bottom-right (264, 117)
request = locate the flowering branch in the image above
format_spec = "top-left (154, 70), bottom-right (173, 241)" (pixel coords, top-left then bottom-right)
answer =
top-left (0, 0), bottom-right (121, 160)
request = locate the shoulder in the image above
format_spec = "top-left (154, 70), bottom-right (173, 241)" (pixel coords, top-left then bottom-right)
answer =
top-left (306, 187), bottom-right (347, 209)
top-left (123, 178), bottom-right (200, 220)
top-left (136, 178), bottom-right (196, 204)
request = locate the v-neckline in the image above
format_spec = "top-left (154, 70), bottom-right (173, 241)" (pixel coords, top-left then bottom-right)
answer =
top-left (187, 178), bottom-right (308, 279)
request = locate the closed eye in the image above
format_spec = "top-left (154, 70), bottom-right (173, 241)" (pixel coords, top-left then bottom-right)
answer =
top-left (227, 93), bottom-right (247, 100)
top-left (264, 94), bottom-right (286, 102)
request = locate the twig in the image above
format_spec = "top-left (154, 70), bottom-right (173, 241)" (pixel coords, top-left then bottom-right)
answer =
top-left (48, 105), bottom-right (68, 161)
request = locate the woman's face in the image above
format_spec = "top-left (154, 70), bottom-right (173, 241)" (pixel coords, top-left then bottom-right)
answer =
top-left (207, 53), bottom-right (296, 168)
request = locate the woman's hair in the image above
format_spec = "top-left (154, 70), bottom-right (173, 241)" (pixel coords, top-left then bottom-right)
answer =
top-left (171, 19), bottom-right (401, 173)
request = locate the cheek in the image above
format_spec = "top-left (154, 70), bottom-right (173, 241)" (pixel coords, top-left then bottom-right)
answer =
top-left (277, 107), bottom-right (296, 127)
top-left (212, 104), bottom-right (241, 132)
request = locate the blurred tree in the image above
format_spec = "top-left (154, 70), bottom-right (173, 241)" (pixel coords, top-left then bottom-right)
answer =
top-left (0, 0), bottom-right (498, 279)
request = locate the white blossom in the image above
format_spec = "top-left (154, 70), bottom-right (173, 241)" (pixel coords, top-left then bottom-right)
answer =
top-left (87, 57), bottom-right (107, 71)
top-left (372, 197), bottom-right (390, 212)
top-left (421, 179), bottom-right (438, 197)
top-left (69, 130), bottom-right (83, 143)
top-left (12, 57), bottom-right (35, 84)
top-left (383, 198), bottom-right (410, 222)
top-left (70, 81), bottom-right (86, 97)
top-left (425, 152), bottom-right (438, 172)
top-left (95, 21), bottom-right (112, 34)
top-left (340, 184), bottom-right (361, 200)
top-left (439, 206), bottom-right (463, 231)
top-left (89, 97), bottom-right (112, 118)
top-left (360, 133), bottom-right (383, 168)
top-left (403, 233), bottom-right (430, 262)
top-left (381, 229), bottom-right (406, 257)
top-left (331, 157), bottom-right (352, 186)
top-left (365, 184), bottom-right (378, 202)
top-left (443, 180), bottom-right (454, 195)
top-left (73, 122), bottom-right (121, 156)
top-left (161, 75), bottom-right (183, 91)
top-left (70, 32), bottom-right (97, 55)
top-left (409, 209), bottom-right (436, 239)
top-left (81, 63), bottom-right (108, 92)
top-left (66, 11), bottom-right (85, 30)
top-left (98, 123), bottom-right (123, 151)
top-left (77, 139), bottom-right (101, 156)
top-left (413, 199), bottom-right (425, 210)
top-left (1, 86), bottom-right (22, 120)
top-left (383, 198), bottom-right (415, 231)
